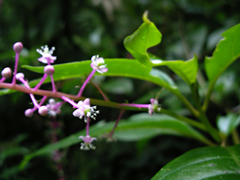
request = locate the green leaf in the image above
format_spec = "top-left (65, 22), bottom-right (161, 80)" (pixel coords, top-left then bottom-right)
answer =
top-left (205, 23), bottom-right (240, 82)
top-left (152, 55), bottom-right (198, 85)
top-left (152, 144), bottom-right (240, 180)
top-left (101, 78), bottom-right (134, 94)
top-left (0, 59), bottom-right (177, 96)
top-left (123, 11), bottom-right (162, 67)
top-left (20, 113), bottom-right (209, 169)
top-left (0, 165), bottom-right (23, 179)
top-left (217, 114), bottom-right (240, 137)
top-left (115, 113), bottom-right (209, 143)
top-left (21, 58), bottom-right (177, 92)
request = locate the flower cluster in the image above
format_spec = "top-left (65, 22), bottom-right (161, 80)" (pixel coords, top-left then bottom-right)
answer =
top-left (0, 42), bottom-right (162, 151)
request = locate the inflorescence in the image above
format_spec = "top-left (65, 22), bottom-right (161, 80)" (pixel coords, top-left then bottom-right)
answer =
top-left (0, 42), bottom-right (161, 150)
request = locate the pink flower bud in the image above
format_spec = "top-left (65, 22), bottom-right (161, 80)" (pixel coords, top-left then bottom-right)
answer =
top-left (13, 42), bottom-right (23, 53)
top-left (38, 106), bottom-right (48, 116)
top-left (16, 73), bottom-right (24, 81)
top-left (1, 67), bottom-right (12, 78)
top-left (44, 65), bottom-right (55, 75)
top-left (25, 109), bottom-right (33, 117)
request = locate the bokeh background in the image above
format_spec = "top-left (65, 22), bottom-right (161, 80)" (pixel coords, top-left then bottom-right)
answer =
top-left (1, 0), bottom-right (240, 179)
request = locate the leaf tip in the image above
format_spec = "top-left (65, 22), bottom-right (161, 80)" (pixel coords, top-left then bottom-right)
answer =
top-left (142, 11), bottom-right (151, 24)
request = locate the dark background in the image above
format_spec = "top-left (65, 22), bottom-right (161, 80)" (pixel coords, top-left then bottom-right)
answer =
top-left (1, 0), bottom-right (240, 179)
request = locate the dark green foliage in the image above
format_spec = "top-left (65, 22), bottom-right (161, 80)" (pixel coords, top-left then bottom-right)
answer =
top-left (1, 0), bottom-right (240, 179)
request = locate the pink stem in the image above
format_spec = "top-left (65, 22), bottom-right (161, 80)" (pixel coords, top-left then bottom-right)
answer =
top-left (0, 77), bottom-right (6, 84)
top-left (18, 77), bottom-right (41, 109)
top-left (12, 53), bottom-right (19, 85)
top-left (55, 101), bottom-right (65, 109)
top-left (109, 110), bottom-right (125, 137)
top-left (50, 75), bottom-right (56, 92)
top-left (30, 96), bottom-right (48, 112)
top-left (120, 103), bottom-right (149, 109)
top-left (34, 74), bottom-right (48, 90)
top-left (61, 96), bottom-right (78, 108)
top-left (29, 94), bottom-right (40, 108)
top-left (77, 69), bottom-right (96, 97)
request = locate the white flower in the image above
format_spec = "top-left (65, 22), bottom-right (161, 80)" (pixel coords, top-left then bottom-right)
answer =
top-left (72, 98), bottom-right (99, 122)
top-left (148, 98), bottom-right (161, 115)
top-left (79, 135), bottom-right (97, 150)
top-left (46, 99), bottom-right (62, 117)
top-left (90, 55), bottom-right (108, 74)
top-left (37, 45), bottom-right (56, 64)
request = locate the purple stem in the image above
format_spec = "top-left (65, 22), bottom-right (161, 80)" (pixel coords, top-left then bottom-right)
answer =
top-left (50, 75), bottom-right (56, 92)
top-left (77, 69), bottom-right (96, 97)
top-left (120, 103), bottom-right (149, 109)
top-left (108, 109), bottom-right (125, 137)
top-left (61, 96), bottom-right (78, 108)
top-left (34, 74), bottom-right (48, 90)
top-left (0, 77), bottom-right (6, 84)
top-left (90, 81), bottom-right (109, 101)
top-left (55, 101), bottom-right (65, 109)
top-left (30, 94), bottom-right (40, 108)
top-left (12, 53), bottom-right (20, 85)
top-left (30, 96), bottom-right (48, 112)
top-left (86, 117), bottom-right (90, 136)
top-left (18, 77), bottom-right (41, 109)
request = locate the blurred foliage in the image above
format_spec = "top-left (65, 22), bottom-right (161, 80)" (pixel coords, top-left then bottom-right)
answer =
top-left (1, 0), bottom-right (240, 179)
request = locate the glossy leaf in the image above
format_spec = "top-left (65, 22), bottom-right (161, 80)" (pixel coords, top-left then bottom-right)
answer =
top-left (152, 144), bottom-right (240, 180)
top-left (101, 78), bottom-right (134, 94)
top-left (205, 23), bottom-right (240, 82)
top-left (152, 55), bottom-right (198, 85)
top-left (21, 58), bottom-right (177, 92)
top-left (0, 59), bottom-right (177, 96)
top-left (123, 12), bottom-right (162, 67)
top-left (20, 113), bottom-right (209, 169)
top-left (217, 114), bottom-right (240, 136)
top-left (114, 113), bottom-right (209, 142)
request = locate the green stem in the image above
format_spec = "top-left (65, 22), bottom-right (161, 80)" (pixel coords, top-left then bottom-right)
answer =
top-left (232, 129), bottom-right (240, 145)
top-left (156, 109), bottom-right (215, 146)
top-left (202, 81), bottom-right (215, 112)
top-left (160, 108), bottom-right (205, 131)
top-left (168, 88), bottom-right (199, 118)
top-left (191, 83), bottom-right (221, 143)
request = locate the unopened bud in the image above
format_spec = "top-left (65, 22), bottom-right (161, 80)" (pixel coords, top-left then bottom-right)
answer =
top-left (16, 73), bottom-right (24, 80)
top-left (38, 106), bottom-right (48, 116)
top-left (13, 42), bottom-right (23, 53)
top-left (1, 67), bottom-right (12, 78)
top-left (25, 109), bottom-right (33, 117)
top-left (44, 65), bottom-right (55, 75)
